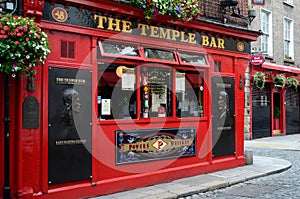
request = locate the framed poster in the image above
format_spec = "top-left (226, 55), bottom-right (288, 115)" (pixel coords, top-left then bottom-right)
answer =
top-left (212, 76), bottom-right (235, 157)
top-left (48, 67), bottom-right (92, 184)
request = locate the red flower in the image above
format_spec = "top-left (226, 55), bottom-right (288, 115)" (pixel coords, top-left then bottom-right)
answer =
top-left (0, 35), bottom-right (8, 39)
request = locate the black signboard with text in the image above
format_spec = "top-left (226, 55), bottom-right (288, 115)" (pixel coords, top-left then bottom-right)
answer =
top-left (48, 67), bottom-right (92, 184)
top-left (212, 76), bottom-right (235, 157)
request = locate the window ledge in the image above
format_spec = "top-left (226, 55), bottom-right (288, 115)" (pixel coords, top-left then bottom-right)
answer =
top-left (283, 2), bottom-right (294, 8)
top-left (284, 59), bottom-right (295, 64)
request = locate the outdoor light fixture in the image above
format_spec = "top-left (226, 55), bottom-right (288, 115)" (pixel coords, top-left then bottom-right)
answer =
top-left (220, 0), bottom-right (256, 26)
top-left (0, 0), bottom-right (16, 14)
top-left (248, 9), bottom-right (257, 25)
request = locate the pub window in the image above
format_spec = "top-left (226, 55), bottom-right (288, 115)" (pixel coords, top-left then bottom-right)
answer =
top-left (176, 70), bottom-right (204, 117)
top-left (144, 48), bottom-right (176, 62)
top-left (140, 66), bottom-right (172, 118)
top-left (98, 40), bottom-right (141, 58)
top-left (61, 40), bottom-right (75, 58)
top-left (214, 60), bottom-right (222, 72)
top-left (178, 52), bottom-right (207, 65)
top-left (98, 63), bottom-right (137, 120)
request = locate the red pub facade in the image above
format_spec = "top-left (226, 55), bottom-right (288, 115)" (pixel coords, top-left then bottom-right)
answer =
top-left (0, 0), bottom-right (259, 198)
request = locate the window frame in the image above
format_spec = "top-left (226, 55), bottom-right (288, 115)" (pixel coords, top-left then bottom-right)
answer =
top-left (97, 39), bottom-right (209, 122)
top-left (260, 9), bottom-right (273, 57)
top-left (283, 0), bottom-right (293, 6)
top-left (283, 17), bottom-right (294, 59)
top-left (98, 40), bottom-right (144, 61)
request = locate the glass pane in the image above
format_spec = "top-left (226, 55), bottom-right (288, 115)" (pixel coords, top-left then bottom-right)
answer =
top-left (101, 41), bottom-right (140, 56)
top-left (144, 48), bottom-right (175, 61)
top-left (176, 70), bottom-right (204, 118)
top-left (179, 52), bottom-right (206, 65)
top-left (98, 63), bottom-right (137, 120)
top-left (140, 67), bottom-right (172, 118)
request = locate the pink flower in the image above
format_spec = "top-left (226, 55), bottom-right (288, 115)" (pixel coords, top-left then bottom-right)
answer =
top-left (26, 37), bottom-right (30, 41)
top-left (0, 35), bottom-right (8, 39)
top-left (15, 41), bottom-right (20, 45)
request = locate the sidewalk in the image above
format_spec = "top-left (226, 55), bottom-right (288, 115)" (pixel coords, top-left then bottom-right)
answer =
top-left (92, 134), bottom-right (300, 199)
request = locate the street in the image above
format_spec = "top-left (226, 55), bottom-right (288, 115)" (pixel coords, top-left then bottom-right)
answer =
top-left (182, 135), bottom-right (300, 199)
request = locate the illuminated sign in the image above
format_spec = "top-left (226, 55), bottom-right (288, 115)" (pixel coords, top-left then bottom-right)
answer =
top-left (116, 128), bottom-right (196, 164)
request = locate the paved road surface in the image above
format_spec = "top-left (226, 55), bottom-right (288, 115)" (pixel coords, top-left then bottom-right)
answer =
top-left (182, 134), bottom-right (300, 199)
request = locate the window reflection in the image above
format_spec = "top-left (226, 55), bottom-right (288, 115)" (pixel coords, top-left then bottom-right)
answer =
top-left (101, 41), bottom-right (140, 56)
top-left (179, 52), bottom-right (206, 65)
top-left (98, 63), bottom-right (137, 120)
top-left (144, 48), bottom-right (176, 61)
top-left (140, 67), bottom-right (172, 118)
top-left (176, 70), bottom-right (204, 117)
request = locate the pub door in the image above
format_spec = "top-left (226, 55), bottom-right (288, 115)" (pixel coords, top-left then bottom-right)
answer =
top-left (252, 83), bottom-right (271, 139)
top-left (212, 76), bottom-right (235, 157)
top-left (286, 87), bottom-right (300, 134)
top-left (273, 92), bottom-right (282, 134)
top-left (48, 67), bottom-right (92, 184)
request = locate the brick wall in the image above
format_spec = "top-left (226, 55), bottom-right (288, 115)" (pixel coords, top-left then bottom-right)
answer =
top-left (199, 0), bottom-right (249, 27)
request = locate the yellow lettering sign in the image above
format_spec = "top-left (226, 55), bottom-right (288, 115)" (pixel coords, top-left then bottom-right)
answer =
top-left (94, 15), bottom-right (107, 29)
top-left (122, 20), bottom-right (132, 33)
top-left (107, 17), bottom-right (121, 31)
top-left (159, 28), bottom-right (171, 40)
top-left (202, 35), bottom-right (210, 46)
top-left (150, 26), bottom-right (159, 38)
top-left (188, 33), bottom-right (197, 44)
top-left (138, 23), bottom-right (149, 36)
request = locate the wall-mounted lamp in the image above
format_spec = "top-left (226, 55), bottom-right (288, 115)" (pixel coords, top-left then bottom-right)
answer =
top-left (220, 0), bottom-right (256, 26)
top-left (0, 0), bottom-right (17, 14)
top-left (247, 9), bottom-right (257, 25)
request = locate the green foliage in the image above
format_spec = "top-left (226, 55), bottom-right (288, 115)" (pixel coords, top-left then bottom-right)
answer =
top-left (274, 106), bottom-right (280, 119)
top-left (253, 72), bottom-right (265, 90)
top-left (130, 0), bottom-right (201, 21)
top-left (273, 74), bottom-right (286, 89)
top-left (0, 14), bottom-right (50, 77)
top-left (287, 77), bottom-right (299, 91)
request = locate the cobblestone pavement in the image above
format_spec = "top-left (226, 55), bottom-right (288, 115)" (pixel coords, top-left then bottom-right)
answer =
top-left (181, 145), bottom-right (300, 199)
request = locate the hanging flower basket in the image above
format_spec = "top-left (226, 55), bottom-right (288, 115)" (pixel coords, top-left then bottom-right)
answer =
top-left (287, 76), bottom-right (299, 91)
top-left (253, 72), bottom-right (265, 90)
top-left (130, 0), bottom-right (201, 21)
top-left (273, 74), bottom-right (286, 89)
top-left (0, 14), bottom-right (50, 77)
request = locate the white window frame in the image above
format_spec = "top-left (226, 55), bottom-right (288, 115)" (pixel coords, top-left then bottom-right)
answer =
top-left (283, 0), bottom-right (293, 5)
top-left (283, 17), bottom-right (294, 59)
top-left (260, 9), bottom-right (273, 57)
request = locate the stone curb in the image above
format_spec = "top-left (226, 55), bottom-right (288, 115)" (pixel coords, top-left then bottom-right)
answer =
top-left (92, 156), bottom-right (291, 199)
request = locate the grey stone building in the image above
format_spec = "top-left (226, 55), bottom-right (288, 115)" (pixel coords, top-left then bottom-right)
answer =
top-left (245, 0), bottom-right (300, 139)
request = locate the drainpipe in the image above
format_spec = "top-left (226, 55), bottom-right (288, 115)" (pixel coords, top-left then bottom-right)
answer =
top-left (3, 74), bottom-right (11, 199)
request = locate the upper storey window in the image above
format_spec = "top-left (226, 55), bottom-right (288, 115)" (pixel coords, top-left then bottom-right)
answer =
top-left (261, 9), bottom-right (273, 57)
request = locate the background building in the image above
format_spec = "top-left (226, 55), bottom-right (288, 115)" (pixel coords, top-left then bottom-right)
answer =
top-left (246, 0), bottom-right (300, 139)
